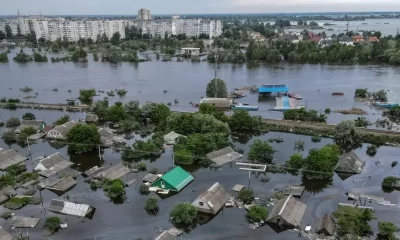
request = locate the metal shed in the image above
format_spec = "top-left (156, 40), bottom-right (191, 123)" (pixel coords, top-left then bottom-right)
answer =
top-left (10, 216), bottom-right (41, 228)
top-left (334, 151), bottom-right (365, 177)
top-left (192, 182), bottom-right (232, 215)
top-left (85, 114), bottom-right (99, 123)
top-left (267, 195), bottom-right (308, 228)
top-left (206, 147), bottom-right (243, 166)
top-left (48, 199), bottom-right (96, 219)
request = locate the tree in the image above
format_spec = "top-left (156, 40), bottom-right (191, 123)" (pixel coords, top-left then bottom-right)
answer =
top-left (309, 21), bottom-right (319, 27)
top-left (79, 88), bottom-right (96, 103)
top-left (87, 37), bottom-right (94, 45)
top-left (382, 176), bottom-right (400, 190)
top-left (144, 197), bottom-right (159, 214)
top-left (71, 47), bottom-right (87, 62)
top-left (286, 153), bottom-right (303, 169)
top-left (167, 112), bottom-right (230, 135)
top-left (44, 216), bottom-right (61, 232)
top-left (382, 106), bottom-right (400, 124)
top-left (0, 53), bottom-right (8, 63)
top-left (106, 104), bottom-right (127, 124)
top-left (33, 52), bottom-right (48, 62)
top-left (139, 184), bottom-right (150, 195)
top-left (174, 149), bottom-right (194, 165)
top-left (17, 127), bottom-right (37, 146)
top-left (238, 189), bottom-right (254, 204)
top-left (22, 113), bottom-right (36, 120)
top-left (53, 115), bottom-right (70, 126)
top-left (110, 32), bottom-right (121, 45)
top-left (66, 124), bottom-right (100, 155)
top-left (333, 205), bottom-right (374, 238)
top-left (334, 120), bottom-right (363, 153)
top-left (170, 202), bottom-right (197, 225)
top-left (303, 144), bottom-right (340, 173)
top-left (0, 30), bottom-right (5, 40)
top-left (297, 20), bottom-right (304, 25)
top-left (93, 52), bottom-right (99, 62)
top-left (246, 205), bottom-right (268, 223)
top-left (229, 110), bottom-right (264, 132)
top-left (101, 33), bottom-right (109, 43)
top-left (205, 78), bottom-right (228, 98)
top-left (6, 117), bottom-right (20, 128)
top-left (248, 140), bottom-right (275, 164)
top-left (199, 103), bottom-right (215, 115)
top-left (141, 102), bottom-right (171, 129)
top-left (1, 131), bottom-right (15, 145)
top-left (377, 221), bottom-right (399, 240)
top-left (103, 179), bottom-right (126, 202)
top-left (5, 25), bottom-right (12, 38)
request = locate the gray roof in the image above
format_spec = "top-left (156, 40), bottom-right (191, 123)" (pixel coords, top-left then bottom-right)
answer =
top-left (85, 114), bottom-right (99, 122)
top-left (0, 148), bottom-right (5, 154)
top-left (93, 163), bottom-right (130, 180)
top-left (84, 166), bottom-right (103, 177)
top-left (143, 173), bottom-right (159, 183)
top-left (267, 195), bottom-right (308, 227)
top-left (2, 186), bottom-right (17, 197)
top-left (10, 216), bottom-right (41, 228)
top-left (284, 185), bottom-right (305, 198)
top-left (34, 152), bottom-right (66, 170)
top-left (53, 121), bottom-right (79, 136)
top-left (39, 160), bottom-right (74, 178)
top-left (315, 214), bottom-right (335, 236)
top-left (164, 131), bottom-right (182, 144)
top-left (48, 199), bottom-right (94, 218)
top-left (0, 228), bottom-right (12, 240)
top-left (154, 231), bottom-right (176, 240)
top-left (98, 128), bottom-right (116, 147)
top-left (232, 184), bottom-right (245, 192)
top-left (0, 149), bottom-right (27, 170)
top-left (334, 151), bottom-right (365, 174)
top-left (206, 147), bottom-right (242, 166)
top-left (45, 176), bottom-right (77, 193)
top-left (21, 120), bottom-right (45, 128)
top-left (194, 182), bottom-right (232, 214)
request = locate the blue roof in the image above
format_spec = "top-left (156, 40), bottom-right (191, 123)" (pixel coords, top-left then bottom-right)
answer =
top-left (258, 84), bottom-right (289, 93)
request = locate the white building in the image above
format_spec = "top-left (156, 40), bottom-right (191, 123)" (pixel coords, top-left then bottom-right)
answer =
top-left (137, 8), bottom-right (151, 20)
top-left (0, 20), bottom-right (19, 36)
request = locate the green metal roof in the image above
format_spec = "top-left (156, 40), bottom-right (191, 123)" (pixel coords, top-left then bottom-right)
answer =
top-left (161, 166), bottom-right (194, 191)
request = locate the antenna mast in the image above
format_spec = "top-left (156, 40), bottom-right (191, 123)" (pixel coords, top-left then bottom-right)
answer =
top-left (214, 18), bottom-right (218, 98)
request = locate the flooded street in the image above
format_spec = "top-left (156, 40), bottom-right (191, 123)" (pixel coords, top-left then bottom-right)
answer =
top-left (1, 52), bottom-right (400, 239)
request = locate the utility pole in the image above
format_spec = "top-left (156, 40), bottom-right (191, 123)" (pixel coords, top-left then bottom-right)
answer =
top-left (346, 20), bottom-right (349, 32)
top-left (214, 19), bottom-right (218, 98)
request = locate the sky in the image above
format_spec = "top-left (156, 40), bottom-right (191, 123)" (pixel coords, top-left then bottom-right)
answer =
top-left (2, 0), bottom-right (400, 15)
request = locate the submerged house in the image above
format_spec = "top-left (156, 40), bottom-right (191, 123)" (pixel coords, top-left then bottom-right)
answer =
top-left (48, 199), bottom-right (96, 219)
top-left (0, 149), bottom-right (27, 170)
top-left (267, 195), bottom-right (308, 230)
top-left (192, 182), bottom-right (231, 215)
top-left (93, 163), bottom-right (130, 180)
top-left (10, 216), bottom-right (41, 228)
top-left (334, 151), bottom-right (365, 180)
top-left (85, 114), bottom-right (99, 123)
top-left (206, 147), bottom-right (242, 166)
top-left (98, 128), bottom-right (124, 147)
top-left (199, 98), bottom-right (233, 109)
top-left (153, 231), bottom-right (176, 240)
top-left (34, 152), bottom-right (73, 178)
top-left (0, 186), bottom-right (17, 205)
top-left (14, 120), bottom-right (46, 134)
top-left (151, 166), bottom-right (194, 192)
top-left (44, 176), bottom-right (77, 195)
top-left (164, 131), bottom-right (183, 145)
top-left (46, 121), bottom-right (80, 140)
top-left (315, 214), bottom-right (335, 236)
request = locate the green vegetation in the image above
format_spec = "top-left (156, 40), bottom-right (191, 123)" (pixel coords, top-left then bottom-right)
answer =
top-left (20, 86), bottom-right (33, 93)
top-left (392, 161), bottom-right (398, 168)
top-left (174, 149), bottom-right (194, 165)
top-left (229, 110), bottom-right (264, 133)
top-left (66, 124), bottom-right (101, 155)
top-left (199, 103), bottom-right (216, 115)
top-left (334, 120), bottom-right (362, 153)
top-left (205, 78), bottom-right (228, 98)
top-left (170, 202), bottom-right (197, 225)
top-left (6, 117), bottom-right (20, 127)
top-left (302, 144), bottom-right (340, 175)
top-left (382, 176), bottom-right (400, 190)
top-left (286, 153), bottom-right (303, 169)
top-left (294, 140), bottom-right (305, 152)
top-left (0, 52), bottom-right (8, 63)
top-left (144, 197), bottom-right (159, 215)
top-left (53, 114), bottom-right (70, 125)
top-left (103, 179), bottom-right (126, 202)
top-left (238, 189), bottom-right (254, 204)
top-left (248, 140), bottom-right (275, 164)
top-left (333, 205), bottom-right (375, 238)
top-left (17, 127), bottom-right (37, 146)
top-left (4, 197), bottom-right (32, 210)
top-left (246, 205), bottom-right (268, 223)
top-left (324, 108), bottom-right (331, 114)
top-left (382, 106), bottom-right (400, 124)
top-left (366, 145), bottom-right (378, 157)
top-left (121, 138), bottom-right (163, 161)
top-left (33, 52), bottom-right (48, 62)
top-left (167, 112), bottom-right (229, 135)
top-left (44, 216), bottom-right (61, 233)
top-left (355, 88), bottom-right (369, 99)
top-left (283, 108), bottom-right (326, 123)
top-left (4, 103), bottom-right (17, 110)
top-left (0, 212), bottom-right (12, 220)
top-left (311, 135), bottom-right (322, 142)
top-left (116, 89), bottom-right (128, 97)
top-left (22, 112), bottom-right (36, 120)
top-left (79, 88), bottom-right (96, 103)
top-left (355, 116), bottom-right (371, 128)
top-left (71, 47), bottom-right (88, 62)
top-left (13, 49), bottom-right (33, 62)
top-left (377, 221), bottom-right (399, 240)
top-left (139, 184), bottom-right (150, 195)
top-left (93, 52), bottom-right (99, 61)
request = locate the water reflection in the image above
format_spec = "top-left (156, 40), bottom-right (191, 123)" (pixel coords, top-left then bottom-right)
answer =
top-left (301, 174), bottom-right (333, 195)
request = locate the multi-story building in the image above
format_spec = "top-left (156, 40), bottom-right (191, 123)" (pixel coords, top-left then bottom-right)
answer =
top-left (0, 20), bottom-right (19, 36)
top-left (137, 8), bottom-right (151, 20)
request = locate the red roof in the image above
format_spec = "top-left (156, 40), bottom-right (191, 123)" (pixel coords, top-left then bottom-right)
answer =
top-left (307, 32), bottom-right (317, 38)
top-left (42, 125), bottom-right (53, 133)
top-left (310, 36), bottom-right (323, 43)
top-left (351, 35), bottom-right (363, 39)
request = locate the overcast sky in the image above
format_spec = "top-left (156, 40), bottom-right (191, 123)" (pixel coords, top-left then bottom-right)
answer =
top-left (2, 0), bottom-right (400, 15)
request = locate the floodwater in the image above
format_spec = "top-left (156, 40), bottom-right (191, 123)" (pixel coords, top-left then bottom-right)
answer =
top-left (1, 48), bottom-right (400, 239)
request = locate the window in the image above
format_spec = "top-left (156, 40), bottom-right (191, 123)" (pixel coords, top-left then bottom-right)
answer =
top-left (161, 181), bottom-right (165, 188)
top-left (199, 202), bottom-right (204, 206)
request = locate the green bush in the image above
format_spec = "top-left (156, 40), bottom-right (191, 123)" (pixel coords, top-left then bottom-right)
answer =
top-left (139, 184), bottom-right (150, 195)
top-left (238, 189), bottom-right (254, 204)
top-left (246, 205), bottom-right (268, 223)
top-left (392, 161), bottom-right (398, 168)
top-left (44, 217), bottom-right (61, 232)
top-left (0, 212), bottom-right (12, 219)
top-left (144, 197), bottom-right (159, 214)
top-left (170, 202), bottom-right (197, 224)
top-left (311, 135), bottom-right (322, 142)
top-left (283, 108), bottom-right (326, 123)
top-left (6, 117), bottom-right (20, 127)
top-left (103, 179), bottom-right (126, 201)
top-left (382, 176), bottom-right (400, 190)
top-left (4, 197), bottom-right (31, 210)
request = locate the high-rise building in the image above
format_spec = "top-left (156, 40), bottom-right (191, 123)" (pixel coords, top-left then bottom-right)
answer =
top-left (137, 8), bottom-right (151, 20)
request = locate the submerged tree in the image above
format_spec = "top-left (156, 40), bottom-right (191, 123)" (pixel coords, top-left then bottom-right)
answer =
top-left (377, 221), bottom-right (399, 240)
top-left (334, 120), bottom-right (362, 153)
top-left (205, 78), bottom-right (228, 98)
top-left (66, 124), bottom-right (100, 155)
top-left (248, 140), bottom-right (275, 164)
top-left (170, 202), bottom-right (197, 225)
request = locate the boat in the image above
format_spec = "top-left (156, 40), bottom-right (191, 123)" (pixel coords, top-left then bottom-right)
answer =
top-left (288, 93), bottom-right (302, 100)
top-left (231, 104), bottom-right (259, 111)
top-left (375, 102), bottom-right (399, 109)
top-left (332, 92), bottom-right (344, 96)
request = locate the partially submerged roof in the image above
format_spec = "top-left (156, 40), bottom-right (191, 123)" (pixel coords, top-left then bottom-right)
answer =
top-left (34, 153), bottom-right (73, 177)
top-left (52, 121), bottom-right (79, 136)
top-left (258, 84), bottom-right (289, 93)
top-left (45, 176), bottom-right (77, 194)
top-left (11, 216), bottom-right (41, 228)
top-left (152, 166), bottom-right (194, 192)
top-left (315, 214), bottom-right (335, 236)
top-left (15, 120), bottom-right (46, 133)
top-left (193, 182), bottom-right (232, 214)
top-left (267, 195), bottom-right (308, 227)
top-left (143, 173), bottom-right (159, 183)
top-left (85, 114), bottom-right (99, 122)
top-left (39, 160), bottom-right (74, 178)
top-left (48, 199), bottom-right (95, 218)
top-left (0, 148), bottom-right (5, 154)
top-left (284, 185), bottom-right (305, 198)
top-left (154, 231), bottom-right (176, 240)
top-left (83, 166), bottom-right (103, 177)
top-left (334, 151), bottom-right (365, 174)
top-left (98, 128), bottom-right (124, 147)
top-left (0, 149), bottom-right (27, 170)
top-left (93, 163), bottom-right (130, 180)
top-left (164, 131), bottom-right (182, 145)
top-left (206, 147), bottom-right (242, 166)
top-left (0, 228), bottom-right (12, 240)
top-left (232, 184), bottom-right (245, 192)
top-left (0, 186), bottom-right (17, 204)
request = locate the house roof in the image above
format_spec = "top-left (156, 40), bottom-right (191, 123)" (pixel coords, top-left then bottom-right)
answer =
top-left (0, 148), bottom-right (5, 154)
top-left (42, 125), bottom-right (53, 133)
top-left (2, 186), bottom-right (17, 197)
top-left (194, 182), bottom-right (232, 214)
top-left (155, 166), bottom-right (194, 191)
top-left (284, 185), bottom-right (305, 198)
top-left (34, 152), bottom-right (66, 171)
top-left (20, 120), bottom-right (45, 128)
top-left (93, 163), bottom-right (130, 180)
top-left (45, 176), bottom-right (77, 193)
top-left (154, 231), bottom-right (176, 240)
top-left (10, 216), bottom-right (41, 228)
top-left (0, 149), bottom-right (27, 170)
top-left (48, 199), bottom-right (94, 218)
top-left (334, 151), bottom-right (365, 174)
top-left (206, 146), bottom-right (242, 166)
top-left (164, 131), bottom-right (182, 144)
top-left (352, 35), bottom-right (364, 39)
top-left (84, 166), bottom-right (103, 177)
top-left (315, 214), bottom-right (335, 236)
top-left (267, 195), bottom-right (308, 227)
top-left (53, 121), bottom-right (79, 136)
top-left (232, 184), bottom-right (245, 192)
top-left (85, 114), bottom-right (99, 122)
top-left (143, 173), bottom-right (159, 183)
top-left (0, 228), bottom-right (12, 240)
